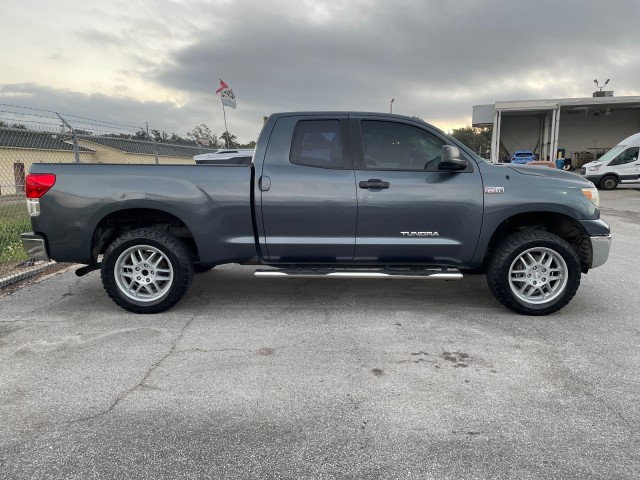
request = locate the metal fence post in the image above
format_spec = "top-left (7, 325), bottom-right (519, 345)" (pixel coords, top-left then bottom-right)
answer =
top-left (56, 113), bottom-right (80, 163)
top-left (141, 127), bottom-right (159, 165)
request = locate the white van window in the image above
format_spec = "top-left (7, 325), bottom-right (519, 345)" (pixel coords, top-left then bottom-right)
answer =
top-left (596, 145), bottom-right (625, 163)
top-left (610, 147), bottom-right (639, 166)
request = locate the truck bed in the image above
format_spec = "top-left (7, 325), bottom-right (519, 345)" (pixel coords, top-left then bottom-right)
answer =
top-left (29, 163), bottom-right (257, 265)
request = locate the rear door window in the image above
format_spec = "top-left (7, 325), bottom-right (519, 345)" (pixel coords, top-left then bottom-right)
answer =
top-left (290, 120), bottom-right (344, 169)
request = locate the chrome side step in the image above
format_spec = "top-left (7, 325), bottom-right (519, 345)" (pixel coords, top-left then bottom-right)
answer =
top-left (254, 268), bottom-right (463, 280)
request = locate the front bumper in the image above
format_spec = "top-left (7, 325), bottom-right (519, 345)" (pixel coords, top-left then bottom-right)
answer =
top-left (21, 232), bottom-right (50, 262)
top-left (590, 234), bottom-right (611, 268)
top-left (582, 172), bottom-right (604, 184)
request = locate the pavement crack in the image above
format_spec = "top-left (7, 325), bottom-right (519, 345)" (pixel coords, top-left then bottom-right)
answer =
top-left (61, 313), bottom-right (199, 426)
top-left (533, 326), bottom-right (552, 344)
top-left (282, 280), bottom-right (311, 313)
top-left (33, 277), bottom-right (83, 312)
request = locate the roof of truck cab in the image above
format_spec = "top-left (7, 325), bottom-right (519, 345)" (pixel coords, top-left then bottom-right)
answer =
top-left (268, 111), bottom-right (443, 131)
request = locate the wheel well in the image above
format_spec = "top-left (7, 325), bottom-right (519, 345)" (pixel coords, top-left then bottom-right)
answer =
top-left (485, 212), bottom-right (592, 273)
top-left (600, 173), bottom-right (619, 184)
top-left (91, 209), bottom-right (198, 263)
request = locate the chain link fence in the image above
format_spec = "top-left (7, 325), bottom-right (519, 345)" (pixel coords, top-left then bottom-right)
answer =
top-left (0, 104), bottom-right (218, 285)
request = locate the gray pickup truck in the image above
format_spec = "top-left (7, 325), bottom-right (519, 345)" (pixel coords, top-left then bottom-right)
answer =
top-left (21, 112), bottom-right (611, 315)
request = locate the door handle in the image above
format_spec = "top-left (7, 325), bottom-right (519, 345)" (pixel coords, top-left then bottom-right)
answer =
top-left (259, 176), bottom-right (271, 191)
top-left (359, 179), bottom-right (390, 190)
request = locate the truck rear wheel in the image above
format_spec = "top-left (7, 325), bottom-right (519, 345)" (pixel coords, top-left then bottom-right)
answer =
top-left (486, 230), bottom-right (581, 315)
top-left (101, 228), bottom-right (194, 314)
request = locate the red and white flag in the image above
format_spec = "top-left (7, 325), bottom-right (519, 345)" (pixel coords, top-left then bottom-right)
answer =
top-left (216, 79), bottom-right (236, 109)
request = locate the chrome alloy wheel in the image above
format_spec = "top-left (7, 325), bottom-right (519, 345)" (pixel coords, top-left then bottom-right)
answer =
top-left (508, 247), bottom-right (568, 305)
top-left (114, 245), bottom-right (174, 302)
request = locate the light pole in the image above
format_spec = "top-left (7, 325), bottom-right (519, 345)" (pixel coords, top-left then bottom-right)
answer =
top-left (594, 78), bottom-right (610, 92)
top-left (390, 98), bottom-right (395, 114)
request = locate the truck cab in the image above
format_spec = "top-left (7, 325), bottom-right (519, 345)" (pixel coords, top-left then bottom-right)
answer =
top-left (255, 114), bottom-right (481, 265)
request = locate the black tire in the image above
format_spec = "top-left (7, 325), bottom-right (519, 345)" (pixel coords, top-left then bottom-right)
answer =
top-left (486, 230), bottom-right (581, 315)
top-left (101, 228), bottom-right (194, 314)
top-left (599, 175), bottom-right (618, 190)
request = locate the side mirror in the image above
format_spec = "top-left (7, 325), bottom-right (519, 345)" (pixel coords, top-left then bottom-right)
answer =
top-left (439, 145), bottom-right (467, 171)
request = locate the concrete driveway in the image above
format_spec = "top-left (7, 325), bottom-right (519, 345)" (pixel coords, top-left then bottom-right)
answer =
top-left (1, 188), bottom-right (639, 479)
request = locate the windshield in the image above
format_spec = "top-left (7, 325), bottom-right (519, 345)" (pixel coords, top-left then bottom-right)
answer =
top-left (595, 145), bottom-right (625, 163)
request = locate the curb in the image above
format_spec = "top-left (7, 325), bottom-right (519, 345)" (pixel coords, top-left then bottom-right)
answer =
top-left (0, 262), bottom-right (57, 289)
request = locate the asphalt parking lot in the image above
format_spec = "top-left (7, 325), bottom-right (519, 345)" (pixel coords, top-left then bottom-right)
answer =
top-left (1, 187), bottom-right (639, 479)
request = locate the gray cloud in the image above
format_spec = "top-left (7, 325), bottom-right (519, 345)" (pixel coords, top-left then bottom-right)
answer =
top-left (149, 0), bottom-right (640, 130)
top-left (76, 29), bottom-right (127, 48)
top-left (0, 83), bottom-right (220, 138)
top-left (3, 0), bottom-right (640, 142)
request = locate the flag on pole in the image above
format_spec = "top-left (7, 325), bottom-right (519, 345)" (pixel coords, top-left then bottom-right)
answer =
top-left (216, 79), bottom-right (236, 109)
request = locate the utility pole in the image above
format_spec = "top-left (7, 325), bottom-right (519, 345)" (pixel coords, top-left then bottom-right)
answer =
top-left (56, 113), bottom-right (80, 163)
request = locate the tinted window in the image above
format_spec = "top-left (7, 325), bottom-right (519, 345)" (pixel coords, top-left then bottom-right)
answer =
top-left (290, 120), bottom-right (344, 169)
top-left (361, 121), bottom-right (445, 171)
top-left (610, 147), bottom-right (639, 166)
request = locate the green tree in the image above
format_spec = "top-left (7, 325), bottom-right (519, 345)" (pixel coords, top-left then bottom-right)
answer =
top-left (168, 133), bottom-right (195, 146)
top-left (187, 124), bottom-right (222, 147)
top-left (239, 140), bottom-right (256, 149)
top-left (451, 126), bottom-right (492, 156)
top-left (220, 131), bottom-right (239, 148)
top-left (134, 130), bottom-right (148, 140)
top-left (151, 129), bottom-right (169, 142)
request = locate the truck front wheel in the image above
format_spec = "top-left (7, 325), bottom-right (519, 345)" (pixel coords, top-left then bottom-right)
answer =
top-left (101, 228), bottom-right (194, 314)
top-left (486, 230), bottom-right (581, 315)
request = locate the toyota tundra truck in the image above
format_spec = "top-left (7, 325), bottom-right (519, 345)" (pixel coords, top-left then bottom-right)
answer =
top-left (21, 112), bottom-right (611, 315)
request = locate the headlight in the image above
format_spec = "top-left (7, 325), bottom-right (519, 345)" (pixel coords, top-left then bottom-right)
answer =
top-left (581, 187), bottom-right (600, 207)
top-left (587, 164), bottom-right (602, 171)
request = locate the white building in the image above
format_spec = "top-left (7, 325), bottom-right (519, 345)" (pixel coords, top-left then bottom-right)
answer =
top-left (473, 94), bottom-right (640, 167)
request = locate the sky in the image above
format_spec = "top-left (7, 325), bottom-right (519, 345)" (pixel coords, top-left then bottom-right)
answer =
top-left (1, 0), bottom-right (639, 143)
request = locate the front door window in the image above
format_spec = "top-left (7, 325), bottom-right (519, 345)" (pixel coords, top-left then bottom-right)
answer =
top-left (610, 147), bottom-right (639, 166)
top-left (361, 120), bottom-right (445, 171)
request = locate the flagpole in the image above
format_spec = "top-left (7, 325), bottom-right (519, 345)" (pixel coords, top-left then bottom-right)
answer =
top-left (220, 93), bottom-right (229, 149)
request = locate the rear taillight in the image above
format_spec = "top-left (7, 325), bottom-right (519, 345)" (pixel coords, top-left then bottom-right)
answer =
top-left (26, 174), bottom-right (56, 199)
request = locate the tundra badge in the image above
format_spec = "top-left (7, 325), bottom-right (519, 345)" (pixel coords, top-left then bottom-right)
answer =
top-left (401, 231), bottom-right (440, 237)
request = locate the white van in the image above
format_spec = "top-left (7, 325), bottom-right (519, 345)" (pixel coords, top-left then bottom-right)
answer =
top-left (582, 132), bottom-right (640, 190)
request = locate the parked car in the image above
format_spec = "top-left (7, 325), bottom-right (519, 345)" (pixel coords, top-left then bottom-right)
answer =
top-left (523, 161), bottom-right (556, 169)
top-left (510, 150), bottom-right (536, 164)
top-left (193, 149), bottom-right (254, 165)
top-left (21, 112), bottom-right (610, 316)
top-left (581, 132), bottom-right (640, 190)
